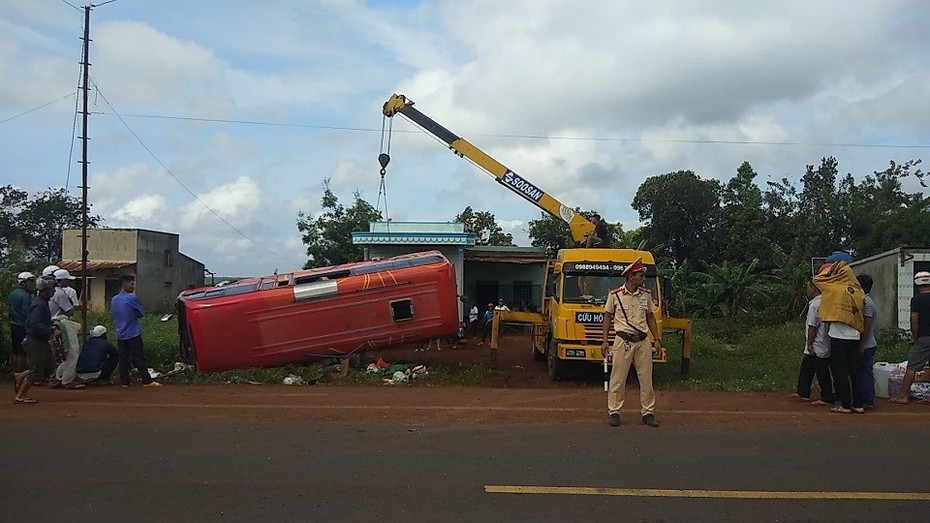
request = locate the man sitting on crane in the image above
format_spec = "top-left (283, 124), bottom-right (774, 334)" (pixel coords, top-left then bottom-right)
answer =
top-left (585, 214), bottom-right (610, 248)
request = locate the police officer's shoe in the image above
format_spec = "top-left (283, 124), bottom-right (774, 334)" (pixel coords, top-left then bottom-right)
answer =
top-left (642, 414), bottom-right (660, 428)
top-left (608, 413), bottom-right (621, 427)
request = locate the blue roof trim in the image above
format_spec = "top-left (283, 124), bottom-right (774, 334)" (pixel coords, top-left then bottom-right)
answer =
top-left (352, 231), bottom-right (476, 246)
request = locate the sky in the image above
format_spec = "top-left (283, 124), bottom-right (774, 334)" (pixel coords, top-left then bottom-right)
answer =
top-left (2, 0), bottom-right (929, 277)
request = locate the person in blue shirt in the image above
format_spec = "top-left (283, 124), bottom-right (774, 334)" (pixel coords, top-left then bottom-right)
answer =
top-left (479, 303), bottom-right (495, 345)
top-left (7, 271), bottom-right (35, 373)
top-left (76, 325), bottom-right (119, 385)
top-left (856, 275), bottom-right (878, 409)
top-left (110, 274), bottom-right (160, 387)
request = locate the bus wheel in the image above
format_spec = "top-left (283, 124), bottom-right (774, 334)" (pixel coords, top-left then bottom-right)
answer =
top-left (547, 338), bottom-right (565, 381)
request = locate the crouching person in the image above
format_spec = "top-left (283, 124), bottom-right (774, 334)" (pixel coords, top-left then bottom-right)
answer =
top-left (76, 325), bottom-right (118, 385)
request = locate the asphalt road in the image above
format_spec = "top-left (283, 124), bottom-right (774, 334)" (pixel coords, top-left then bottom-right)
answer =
top-left (1, 386), bottom-right (927, 521)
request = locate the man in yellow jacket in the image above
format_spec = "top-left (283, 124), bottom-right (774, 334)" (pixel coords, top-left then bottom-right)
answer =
top-left (813, 261), bottom-right (865, 413)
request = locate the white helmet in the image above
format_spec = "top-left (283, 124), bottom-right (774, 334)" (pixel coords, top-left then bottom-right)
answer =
top-left (42, 265), bottom-right (60, 277)
top-left (17, 271), bottom-right (36, 282)
top-left (915, 272), bottom-right (930, 286)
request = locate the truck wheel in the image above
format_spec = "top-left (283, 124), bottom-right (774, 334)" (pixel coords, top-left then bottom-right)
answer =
top-left (547, 338), bottom-right (565, 381)
top-left (533, 335), bottom-right (547, 362)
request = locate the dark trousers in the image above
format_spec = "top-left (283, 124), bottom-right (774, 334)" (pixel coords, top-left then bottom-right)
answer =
top-left (99, 354), bottom-right (119, 382)
top-left (796, 354), bottom-right (834, 402)
top-left (829, 337), bottom-right (863, 410)
top-left (117, 336), bottom-right (154, 385)
top-left (858, 346), bottom-right (877, 407)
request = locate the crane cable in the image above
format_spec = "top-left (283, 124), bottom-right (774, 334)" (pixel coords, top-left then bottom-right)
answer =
top-left (377, 114), bottom-right (393, 232)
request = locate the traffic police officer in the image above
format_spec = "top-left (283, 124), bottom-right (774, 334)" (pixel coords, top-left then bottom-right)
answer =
top-left (601, 257), bottom-right (662, 428)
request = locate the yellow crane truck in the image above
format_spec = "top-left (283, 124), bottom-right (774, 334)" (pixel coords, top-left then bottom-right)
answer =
top-left (382, 94), bottom-right (692, 380)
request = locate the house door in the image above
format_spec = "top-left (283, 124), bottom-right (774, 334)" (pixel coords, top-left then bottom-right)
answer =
top-left (104, 279), bottom-right (121, 309)
top-left (476, 281), bottom-right (498, 309)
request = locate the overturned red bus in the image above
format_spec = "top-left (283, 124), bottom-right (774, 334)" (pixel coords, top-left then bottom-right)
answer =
top-left (176, 251), bottom-right (459, 373)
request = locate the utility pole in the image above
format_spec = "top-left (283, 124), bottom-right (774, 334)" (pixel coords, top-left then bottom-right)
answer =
top-left (79, 4), bottom-right (92, 341)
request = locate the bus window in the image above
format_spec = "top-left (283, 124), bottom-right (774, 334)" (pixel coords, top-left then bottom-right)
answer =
top-left (391, 299), bottom-right (414, 322)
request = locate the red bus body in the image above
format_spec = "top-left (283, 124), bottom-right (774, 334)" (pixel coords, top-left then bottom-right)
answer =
top-left (177, 251), bottom-right (459, 373)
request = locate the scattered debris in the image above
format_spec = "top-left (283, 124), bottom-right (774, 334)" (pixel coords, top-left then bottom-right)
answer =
top-left (150, 362), bottom-right (194, 380)
top-left (364, 358), bottom-right (429, 384)
top-left (282, 375), bottom-right (306, 386)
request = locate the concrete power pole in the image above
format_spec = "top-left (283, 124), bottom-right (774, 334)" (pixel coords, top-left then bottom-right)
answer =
top-left (79, 5), bottom-right (91, 341)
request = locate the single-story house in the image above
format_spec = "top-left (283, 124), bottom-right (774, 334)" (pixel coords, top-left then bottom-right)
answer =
top-left (59, 228), bottom-right (205, 313)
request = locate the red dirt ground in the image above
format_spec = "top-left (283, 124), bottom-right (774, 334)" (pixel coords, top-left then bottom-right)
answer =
top-left (370, 328), bottom-right (561, 388)
top-left (5, 331), bottom-right (928, 429)
top-left (3, 382), bottom-right (928, 429)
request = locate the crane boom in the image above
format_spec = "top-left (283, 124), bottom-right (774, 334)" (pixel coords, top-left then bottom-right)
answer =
top-left (382, 94), bottom-right (595, 244)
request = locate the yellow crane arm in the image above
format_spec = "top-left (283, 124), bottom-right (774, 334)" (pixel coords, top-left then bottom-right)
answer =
top-left (383, 94), bottom-right (595, 244)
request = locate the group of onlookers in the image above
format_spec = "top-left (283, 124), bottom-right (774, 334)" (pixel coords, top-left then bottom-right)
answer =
top-left (8, 267), bottom-right (160, 404)
top-left (794, 253), bottom-right (930, 411)
top-left (469, 298), bottom-right (510, 345)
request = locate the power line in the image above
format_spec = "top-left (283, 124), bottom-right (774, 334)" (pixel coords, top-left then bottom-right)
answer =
top-left (0, 93), bottom-right (76, 125)
top-left (60, 0), bottom-right (81, 11)
top-left (66, 14), bottom-right (87, 191)
top-left (100, 111), bottom-right (930, 150)
top-left (107, 112), bottom-right (383, 132)
top-left (90, 80), bottom-right (282, 260)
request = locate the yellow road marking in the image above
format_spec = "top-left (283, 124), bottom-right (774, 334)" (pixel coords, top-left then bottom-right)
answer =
top-left (484, 485), bottom-right (930, 501)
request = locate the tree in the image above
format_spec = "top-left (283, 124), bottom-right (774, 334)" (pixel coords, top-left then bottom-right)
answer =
top-left (528, 212), bottom-right (573, 257)
top-left (617, 226), bottom-right (651, 251)
top-left (16, 188), bottom-right (101, 263)
top-left (845, 160), bottom-right (930, 256)
top-left (0, 185), bottom-right (28, 261)
top-left (454, 206), bottom-right (514, 246)
top-left (795, 157), bottom-right (851, 256)
top-left (297, 180), bottom-right (382, 269)
top-left (631, 170), bottom-right (721, 266)
top-left (715, 162), bottom-right (773, 265)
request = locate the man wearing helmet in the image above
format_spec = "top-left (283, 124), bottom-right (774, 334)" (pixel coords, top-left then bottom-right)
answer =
top-left (890, 271), bottom-right (930, 404)
top-left (7, 271), bottom-right (36, 373)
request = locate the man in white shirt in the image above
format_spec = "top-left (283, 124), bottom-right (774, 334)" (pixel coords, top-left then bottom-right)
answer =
top-left (468, 304), bottom-right (479, 338)
top-left (49, 270), bottom-right (75, 319)
top-left (54, 269), bottom-right (80, 309)
top-left (791, 280), bottom-right (834, 405)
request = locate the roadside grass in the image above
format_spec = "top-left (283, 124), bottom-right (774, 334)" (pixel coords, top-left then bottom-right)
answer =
top-left (654, 319), bottom-right (911, 392)
top-left (67, 313), bottom-right (909, 392)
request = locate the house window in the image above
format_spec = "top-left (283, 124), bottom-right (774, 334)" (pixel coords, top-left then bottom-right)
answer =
top-left (165, 250), bottom-right (174, 267)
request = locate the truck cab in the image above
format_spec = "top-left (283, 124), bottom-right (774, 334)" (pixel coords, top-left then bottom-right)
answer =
top-left (538, 249), bottom-right (666, 379)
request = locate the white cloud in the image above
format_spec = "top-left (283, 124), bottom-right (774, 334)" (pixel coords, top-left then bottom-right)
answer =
top-left (111, 194), bottom-right (168, 223)
top-left (178, 176), bottom-right (262, 229)
top-left (93, 21), bottom-right (226, 109)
